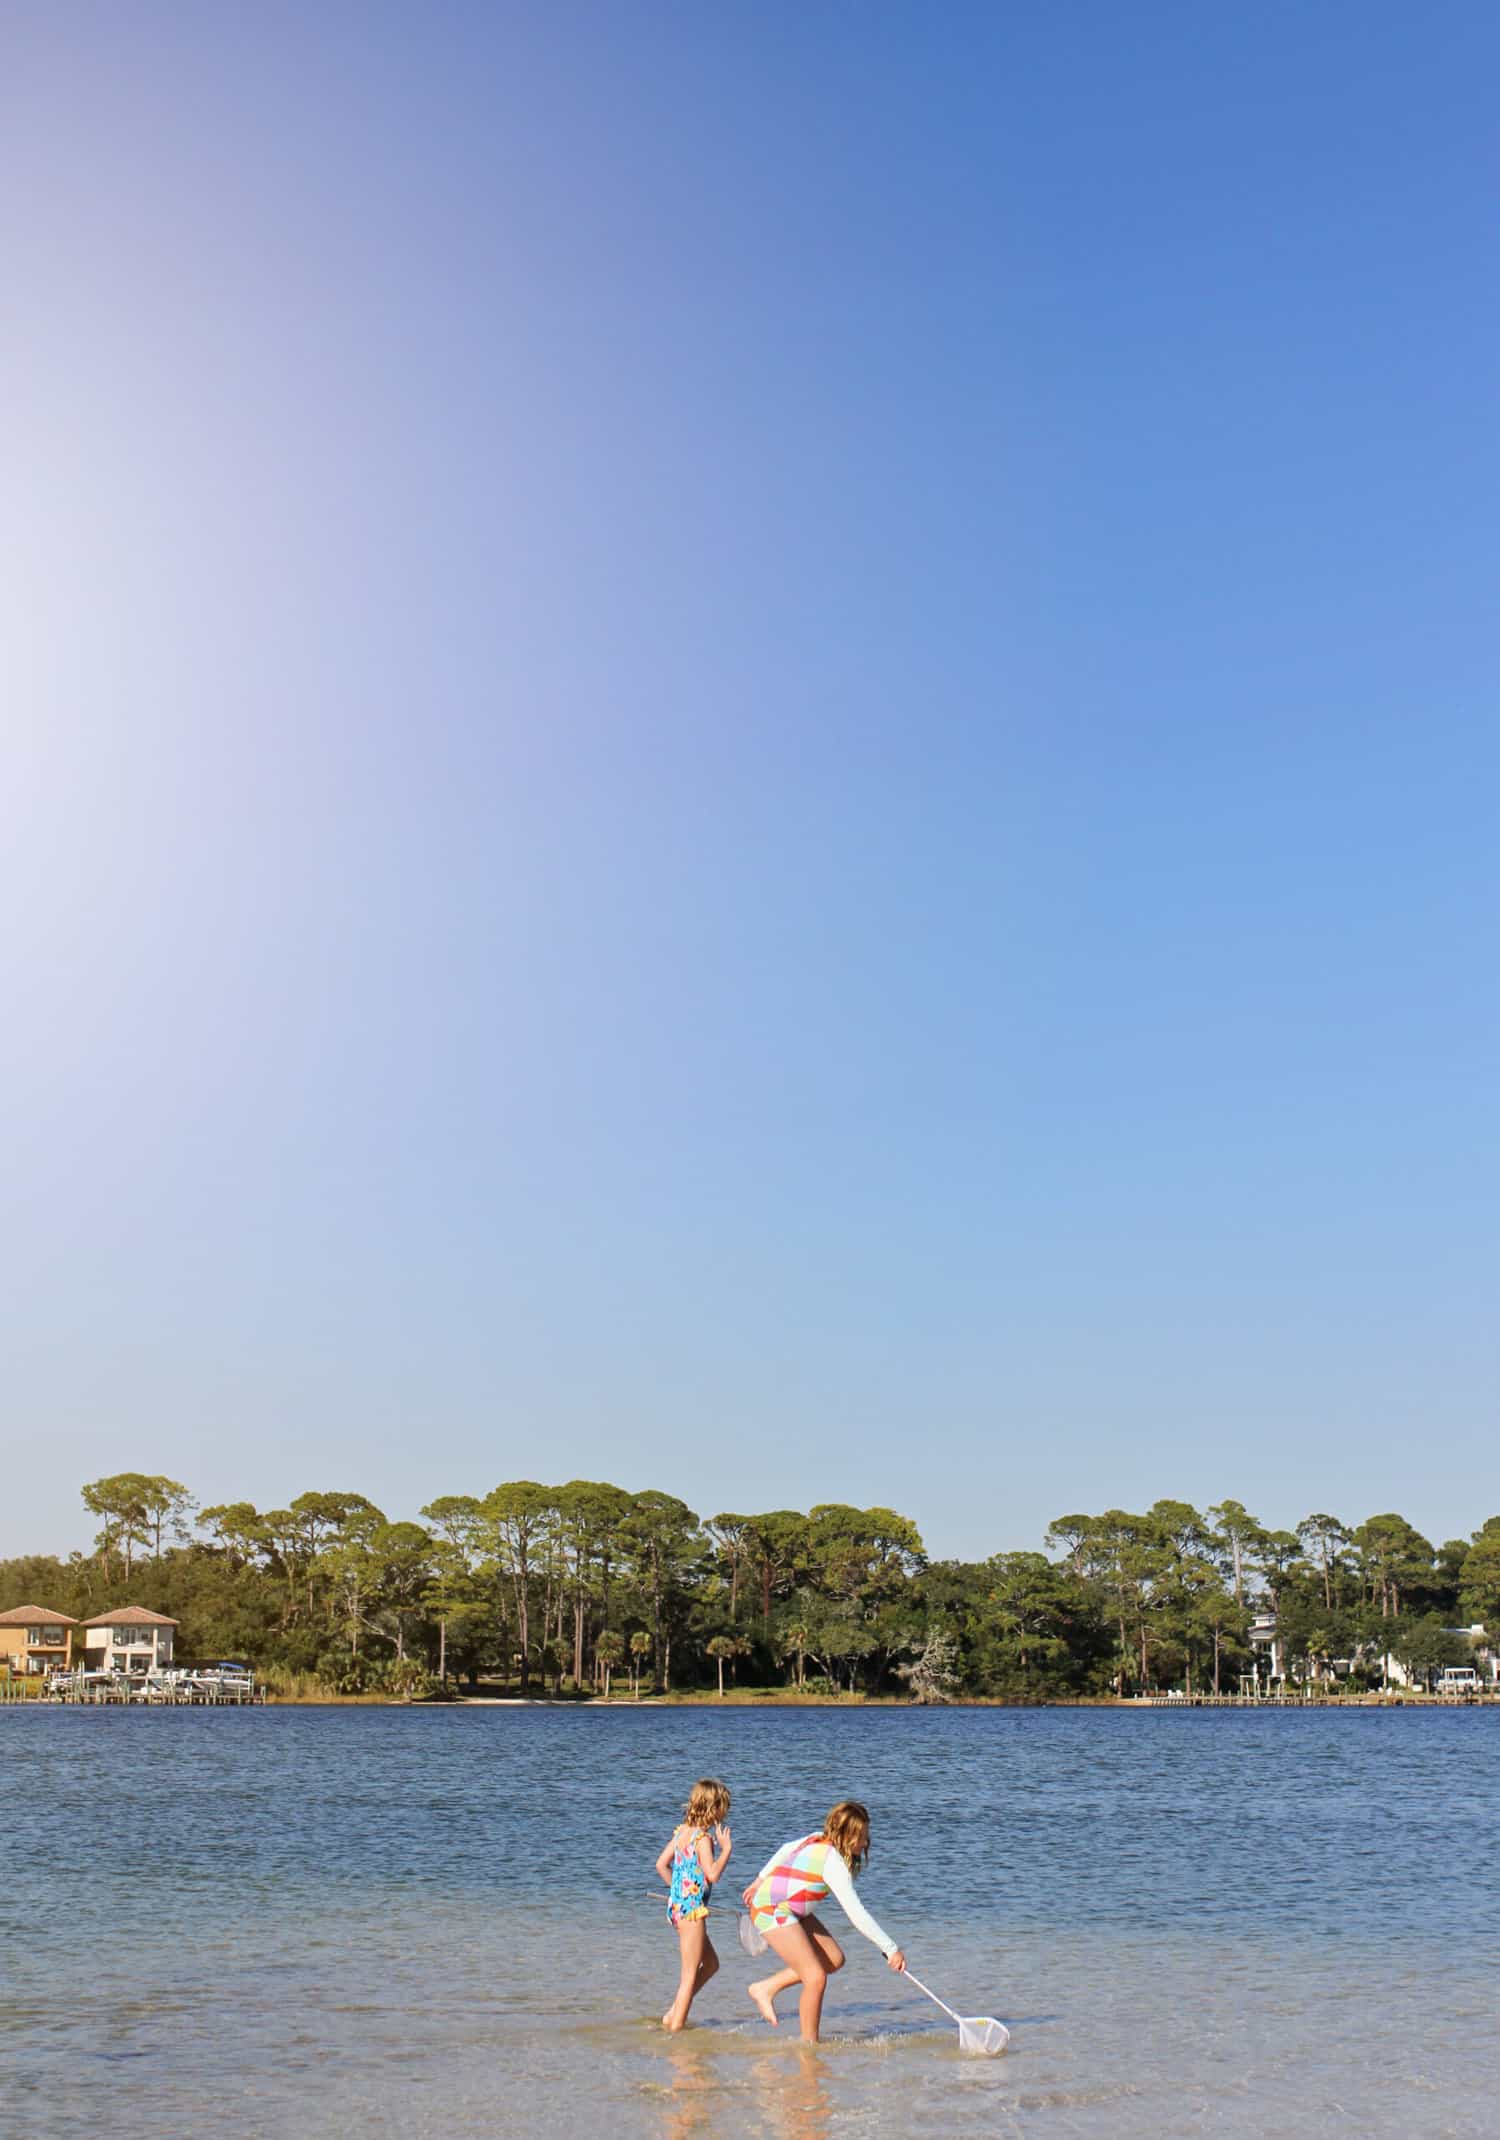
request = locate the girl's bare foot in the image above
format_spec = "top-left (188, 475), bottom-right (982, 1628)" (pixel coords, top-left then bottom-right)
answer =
top-left (748, 1980), bottom-right (779, 2028)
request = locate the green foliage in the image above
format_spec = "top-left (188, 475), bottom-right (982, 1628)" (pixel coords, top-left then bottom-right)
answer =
top-left (1459, 1518), bottom-right (1500, 1628)
top-left (319, 1650), bottom-right (373, 1696)
top-left (82, 1473), bottom-right (195, 1577)
top-left (379, 1656), bottom-right (436, 1702)
top-left (705, 1632), bottom-right (750, 1695)
top-left (4, 1482), bottom-right (1495, 1701)
top-left (1351, 1514), bottom-right (1437, 1618)
top-left (593, 1629), bottom-right (625, 1696)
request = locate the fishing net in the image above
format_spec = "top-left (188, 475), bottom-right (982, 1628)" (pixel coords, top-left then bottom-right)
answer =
top-left (738, 1913), bottom-right (769, 1958)
top-left (905, 1970), bottom-right (1009, 2055)
top-left (956, 2015), bottom-right (1010, 2056)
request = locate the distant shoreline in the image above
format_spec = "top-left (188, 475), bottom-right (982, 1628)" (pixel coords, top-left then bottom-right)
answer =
top-left (12, 1683), bottom-right (1495, 1711)
top-left (11, 1693), bottom-right (1494, 1711)
top-left (251, 1689), bottom-right (1500, 1710)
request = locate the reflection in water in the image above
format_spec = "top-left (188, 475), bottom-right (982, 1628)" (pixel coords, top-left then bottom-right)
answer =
top-left (752, 2044), bottom-right (831, 2140)
top-left (658, 2034), bottom-right (719, 2139)
top-left (657, 2032), bottom-right (832, 2140)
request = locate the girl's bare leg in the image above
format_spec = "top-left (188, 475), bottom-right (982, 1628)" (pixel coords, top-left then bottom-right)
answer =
top-left (664, 1918), bottom-right (715, 2031)
top-left (750, 1915), bottom-right (845, 2017)
top-left (748, 1916), bottom-right (842, 2042)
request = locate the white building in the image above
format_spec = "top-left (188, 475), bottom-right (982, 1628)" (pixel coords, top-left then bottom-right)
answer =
top-left (1247, 1610), bottom-right (1284, 1682)
top-left (1385, 1626), bottom-right (1497, 1692)
top-left (1252, 1608), bottom-right (1496, 1691)
top-left (81, 1607), bottom-right (178, 1676)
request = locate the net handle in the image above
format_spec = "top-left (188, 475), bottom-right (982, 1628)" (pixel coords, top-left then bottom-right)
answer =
top-left (903, 1970), bottom-right (964, 2029)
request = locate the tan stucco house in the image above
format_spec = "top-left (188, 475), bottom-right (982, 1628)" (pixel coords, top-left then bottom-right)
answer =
top-left (0, 1605), bottom-right (77, 1675)
top-left (81, 1607), bottom-right (178, 1675)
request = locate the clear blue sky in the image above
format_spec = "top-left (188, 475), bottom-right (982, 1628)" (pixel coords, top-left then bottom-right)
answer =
top-left (3, 4), bottom-right (1495, 1563)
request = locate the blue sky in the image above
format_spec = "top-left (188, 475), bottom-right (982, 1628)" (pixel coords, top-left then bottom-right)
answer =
top-left (3, 4), bottom-right (1495, 1562)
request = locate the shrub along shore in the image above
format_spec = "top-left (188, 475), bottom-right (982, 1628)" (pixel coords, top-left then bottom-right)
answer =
top-left (3, 1474), bottom-right (1497, 1705)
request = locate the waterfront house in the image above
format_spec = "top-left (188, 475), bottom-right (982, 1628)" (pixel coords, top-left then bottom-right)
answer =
top-left (0, 1606), bottom-right (77, 1675)
top-left (80, 1607), bottom-right (178, 1676)
top-left (1247, 1610), bottom-right (1285, 1684)
top-left (1250, 1605), bottom-right (1497, 1692)
top-left (1448, 1626), bottom-right (1496, 1684)
top-left (1385, 1626), bottom-right (1496, 1693)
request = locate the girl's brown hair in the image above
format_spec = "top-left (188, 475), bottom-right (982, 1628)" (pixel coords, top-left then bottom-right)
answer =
top-left (824, 1799), bottom-right (871, 1876)
top-left (683, 1777), bottom-right (731, 1829)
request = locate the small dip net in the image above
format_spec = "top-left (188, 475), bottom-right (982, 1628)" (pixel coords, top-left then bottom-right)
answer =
top-left (904, 1971), bottom-right (1009, 2056)
top-left (955, 2014), bottom-right (1010, 2056)
top-left (738, 1913), bottom-right (769, 1957)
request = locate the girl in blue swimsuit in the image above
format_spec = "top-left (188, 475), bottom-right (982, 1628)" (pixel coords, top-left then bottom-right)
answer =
top-left (654, 1778), bottom-right (733, 2030)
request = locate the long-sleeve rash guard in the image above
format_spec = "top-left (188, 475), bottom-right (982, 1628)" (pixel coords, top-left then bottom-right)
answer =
top-left (746, 1834), bottom-right (897, 1958)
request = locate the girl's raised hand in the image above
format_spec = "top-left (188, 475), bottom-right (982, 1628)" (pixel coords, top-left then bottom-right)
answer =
top-left (713, 1823), bottom-right (732, 1851)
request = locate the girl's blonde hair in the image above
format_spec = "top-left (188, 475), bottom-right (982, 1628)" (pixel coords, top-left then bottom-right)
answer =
top-left (824, 1799), bottom-right (871, 1876)
top-left (683, 1777), bottom-right (731, 1829)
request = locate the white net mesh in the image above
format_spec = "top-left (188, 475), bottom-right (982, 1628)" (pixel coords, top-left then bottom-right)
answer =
top-left (904, 1971), bottom-right (1009, 2055)
top-left (956, 2016), bottom-right (1010, 2056)
top-left (738, 1913), bottom-right (769, 1957)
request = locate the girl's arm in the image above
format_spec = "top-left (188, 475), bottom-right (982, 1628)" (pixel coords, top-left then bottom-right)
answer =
top-left (820, 1850), bottom-right (904, 1965)
top-left (655, 1832), bottom-right (678, 1887)
top-left (695, 1822), bottom-right (732, 1886)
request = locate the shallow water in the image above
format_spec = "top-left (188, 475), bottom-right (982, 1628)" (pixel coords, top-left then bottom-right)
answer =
top-left (5, 1706), bottom-right (1499, 2137)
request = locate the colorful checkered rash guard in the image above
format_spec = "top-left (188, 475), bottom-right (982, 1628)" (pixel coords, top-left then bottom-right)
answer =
top-left (747, 1834), bottom-right (897, 1957)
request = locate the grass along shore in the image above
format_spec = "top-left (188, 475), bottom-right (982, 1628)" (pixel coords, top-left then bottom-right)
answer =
top-left (259, 1679), bottom-right (1500, 1708)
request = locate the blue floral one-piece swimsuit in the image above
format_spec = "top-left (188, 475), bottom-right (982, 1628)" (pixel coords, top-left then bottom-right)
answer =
top-left (667, 1825), bottom-right (710, 1925)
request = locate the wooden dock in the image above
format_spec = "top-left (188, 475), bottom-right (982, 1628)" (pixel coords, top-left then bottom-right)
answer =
top-left (1124, 1690), bottom-right (1498, 1708)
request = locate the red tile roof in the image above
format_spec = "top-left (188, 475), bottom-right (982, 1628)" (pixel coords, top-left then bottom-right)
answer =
top-left (0, 1604), bottom-right (77, 1626)
top-left (82, 1606), bottom-right (179, 1628)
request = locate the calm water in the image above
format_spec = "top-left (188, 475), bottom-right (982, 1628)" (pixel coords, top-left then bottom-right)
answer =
top-left (5, 1705), bottom-right (1499, 2139)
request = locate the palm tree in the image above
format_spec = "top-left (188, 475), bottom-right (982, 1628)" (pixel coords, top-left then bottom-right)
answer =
top-left (780, 1622), bottom-right (810, 1691)
top-left (708, 1632), bottom-right (752, 1695)
top-left (594, 1630), bottom-right (624, 1699)
top-left (629, 1630), bottom-right (652, 1699)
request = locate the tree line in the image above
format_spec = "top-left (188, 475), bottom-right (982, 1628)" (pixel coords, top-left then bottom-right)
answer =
top-left (3, 1472), bottom-right (1498, 1699)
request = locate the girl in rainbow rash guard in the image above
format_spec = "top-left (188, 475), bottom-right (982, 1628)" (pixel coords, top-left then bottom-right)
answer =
top-left (742, 1800), bottom-right (907, 2041)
